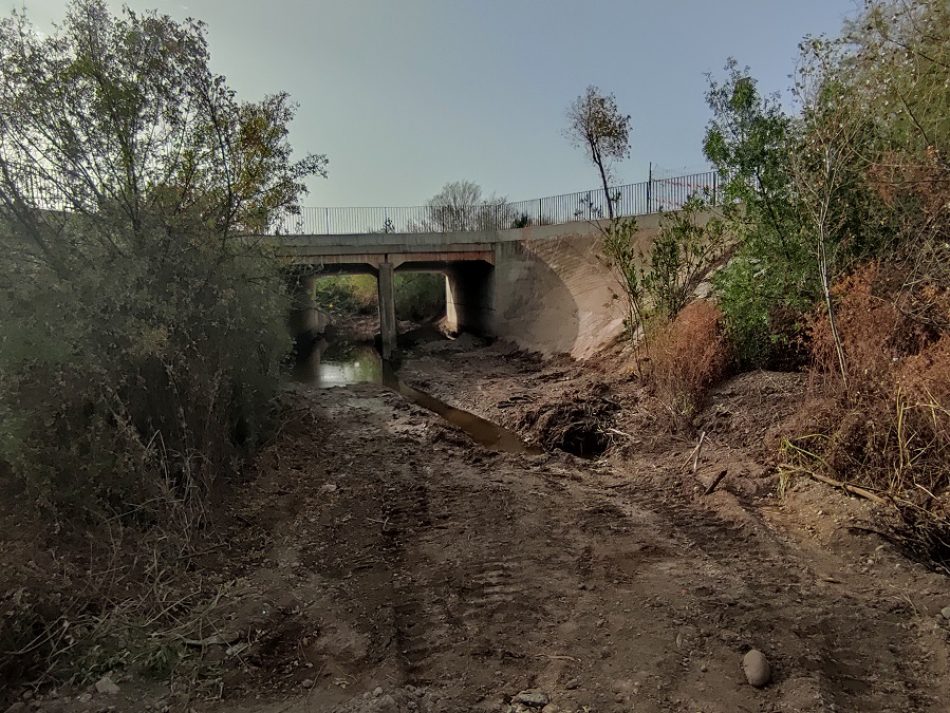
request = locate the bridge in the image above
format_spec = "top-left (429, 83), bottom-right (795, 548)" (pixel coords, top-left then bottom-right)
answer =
top-left (274, 171), bottom-right (719, 359)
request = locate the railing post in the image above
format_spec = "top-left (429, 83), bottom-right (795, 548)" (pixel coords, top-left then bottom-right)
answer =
top-left (646, 162), bottom-right (652, 214)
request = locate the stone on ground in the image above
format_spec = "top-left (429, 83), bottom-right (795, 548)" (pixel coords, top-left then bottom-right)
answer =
top-left (94, 675), bottom-right (121, 695)
top-left (512, 689), bottom-right (550, 707)
top-left (742, 649), bottom-right (772, 687)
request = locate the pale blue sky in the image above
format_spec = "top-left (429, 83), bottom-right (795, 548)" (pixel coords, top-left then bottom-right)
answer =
top-left (19, 0), bottom-right (859, 207)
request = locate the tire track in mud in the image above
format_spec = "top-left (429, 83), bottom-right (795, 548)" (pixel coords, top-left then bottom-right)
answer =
top-left (609, 476), bottom-right (940, 712)
top-left (378, 455), bottom-right (580, 689)
top-left (312, 387), bottom-right (942, 712)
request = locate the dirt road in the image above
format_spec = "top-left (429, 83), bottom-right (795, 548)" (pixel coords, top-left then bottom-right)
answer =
top-left (198, 337), bottom-right (947, 713)
top-left (17, 338), bottom-right (949, 713)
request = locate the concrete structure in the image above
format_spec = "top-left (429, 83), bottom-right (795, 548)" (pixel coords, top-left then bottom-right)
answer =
top-left (276, 212), bottom-right (679, 360)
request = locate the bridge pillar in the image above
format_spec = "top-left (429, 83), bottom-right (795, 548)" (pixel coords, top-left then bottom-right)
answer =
top-left (377, 261), bottom-right (397, 359)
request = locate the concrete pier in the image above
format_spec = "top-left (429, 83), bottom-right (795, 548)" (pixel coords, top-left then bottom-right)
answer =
top-left (377, 262), bottom-right (397, 359)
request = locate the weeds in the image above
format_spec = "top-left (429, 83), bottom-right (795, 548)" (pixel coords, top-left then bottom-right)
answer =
top-left (781, 264), bottom-right (950, 571)
top-left (645, 301), bottom-right (732, 428)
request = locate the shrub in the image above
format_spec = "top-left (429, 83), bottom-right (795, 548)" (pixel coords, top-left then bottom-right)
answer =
top-left (602, 197), bottom-right (726, 345)
top-left (312, 273), bottom-right (446, 323)
top-left (314, 275), bottom-right (378, 315)
top-left (645, 301), bottom-right (731, 424)
top-left (783, 263), bottom-right (950, 570)
top-left (394, 273), bottom-right (446, 322)
top-left (808, 263), bottom-right (936, 396)
top-left (0, 1), bottom-right (323, 525)
top-left (0, 230), bottom-right (290, 525)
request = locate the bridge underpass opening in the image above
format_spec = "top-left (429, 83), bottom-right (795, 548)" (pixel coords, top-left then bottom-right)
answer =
top-left (291, 259), bottom-right (495, 359)
top-left (438, 260), bottom-right (495, 337)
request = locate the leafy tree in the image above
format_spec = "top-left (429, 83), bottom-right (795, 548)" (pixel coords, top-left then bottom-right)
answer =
top-left (703, 61), bottom-right (813, 367)
top-left (564, 86), bottom-right (632, 219)
top-left (706, 1), bottom-right (949, 370)
top-left (0, 0), bottom-right (325, 522)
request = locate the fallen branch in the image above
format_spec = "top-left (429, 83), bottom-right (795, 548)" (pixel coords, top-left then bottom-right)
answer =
top-left (533, 653), bottom-right (581, 663)
top-left (689, 431), bottom-right (707, 474)
top-left (703, 469), bottom-right (728, 495)
top-left (802, 471), bottom-right (888, 505)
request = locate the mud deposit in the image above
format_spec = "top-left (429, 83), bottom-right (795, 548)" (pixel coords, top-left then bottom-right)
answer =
top-left (16, 336), bottom-right (950, 713)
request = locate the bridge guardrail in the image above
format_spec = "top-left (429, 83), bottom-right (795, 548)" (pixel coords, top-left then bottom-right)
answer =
top-left (272, 170), bottom-right (720, 235)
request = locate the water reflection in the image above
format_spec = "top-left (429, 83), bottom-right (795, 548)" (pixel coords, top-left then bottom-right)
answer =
top-left (292, 338), bottom-right (383, 387)
top-left (293, 337), bottom-right (540, 455)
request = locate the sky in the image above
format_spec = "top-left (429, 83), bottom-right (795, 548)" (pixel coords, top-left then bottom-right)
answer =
top-left (18, 0), bottom-right (861, 208)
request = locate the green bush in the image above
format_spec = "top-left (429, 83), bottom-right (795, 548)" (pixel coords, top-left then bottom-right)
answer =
top-left (0, 1), bottom-right (323, 525)
top-left (312, 272), bottom-right (445, 323)
top-left (395, 273), bottom-right (445, 322)
top-left (705, 1), bottom-right (949, 369)
top-left (0, 221), bottom-right (290, 523)
top-left (314, 275), bottom-right (378, 315)
top-left (601, 198), bottom-right (726, 344)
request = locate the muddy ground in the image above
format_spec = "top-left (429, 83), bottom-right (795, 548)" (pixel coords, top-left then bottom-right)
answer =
top-left (5, 334), bottom-right (950, 713)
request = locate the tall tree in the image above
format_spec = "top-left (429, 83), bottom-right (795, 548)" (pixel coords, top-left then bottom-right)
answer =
top-left (564, 86), bottom-right (632, 219)
top-left (0, 0), bottom-right (326, 521)
top-left (0, 0), bottom-right (327, 265)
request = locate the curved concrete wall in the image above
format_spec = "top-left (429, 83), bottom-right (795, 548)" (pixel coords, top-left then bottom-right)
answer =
top-left (487, 214), bottom-right (666, 359)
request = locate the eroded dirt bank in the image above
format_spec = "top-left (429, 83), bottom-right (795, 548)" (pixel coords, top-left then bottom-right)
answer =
top-left (13, 336), bottom-right (950, 713)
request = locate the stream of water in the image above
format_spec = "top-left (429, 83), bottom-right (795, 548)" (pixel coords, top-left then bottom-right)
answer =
top-left (294, 337), bottom-right (540, 455)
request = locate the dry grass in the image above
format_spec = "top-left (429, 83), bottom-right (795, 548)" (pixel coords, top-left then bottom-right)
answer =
top-left (783, 263), bottom-right (950, 571)
top-left (643, 300), bottom-right (731, 427)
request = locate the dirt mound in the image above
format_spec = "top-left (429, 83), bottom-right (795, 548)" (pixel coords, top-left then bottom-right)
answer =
top-left (519, 395), bottom-right (619, 458)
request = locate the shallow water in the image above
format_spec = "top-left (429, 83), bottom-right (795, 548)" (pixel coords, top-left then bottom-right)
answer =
top-left (294, 337), bottom-right (539, 455)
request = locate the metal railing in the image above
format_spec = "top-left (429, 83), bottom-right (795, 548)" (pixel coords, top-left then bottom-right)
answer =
top-left (271, 170), bottom-right (719, 236)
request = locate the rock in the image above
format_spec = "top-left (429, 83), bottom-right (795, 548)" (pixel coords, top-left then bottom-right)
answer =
top-left (301, 679), bottom-right (314, 689)
top-left (375, 694), bottom-right (398, 713)
top-left (512, 690), bottom-right (549, 707)
top-left (94, 675), bottom-right (121, 695)
top-left (541, 705), bottom-right (560, 713)
top-left (742, 649), bottom-right (772, 687)
top-left (940, 606), bottom-right (950, 620)
top-left (564, 678), bottom-right (580, 690)
top-left (77, 693), bottom-right (93, 703)
top-left (372, 686), bottom-right (384, 697)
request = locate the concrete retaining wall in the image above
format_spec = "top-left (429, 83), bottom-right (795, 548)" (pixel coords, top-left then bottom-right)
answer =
top-left (488, 215), bottom-right (667, 359)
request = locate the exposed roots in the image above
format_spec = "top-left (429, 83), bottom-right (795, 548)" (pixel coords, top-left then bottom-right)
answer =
top-left (520, 398), bottom-right (619, 458)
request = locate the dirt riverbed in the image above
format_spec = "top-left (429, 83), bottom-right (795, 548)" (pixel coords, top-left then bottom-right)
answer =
top-left (6, 334), bottom-right (950, 713)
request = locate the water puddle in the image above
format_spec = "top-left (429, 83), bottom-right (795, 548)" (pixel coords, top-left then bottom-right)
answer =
top-left (294, 338), bottom-right (540, 455)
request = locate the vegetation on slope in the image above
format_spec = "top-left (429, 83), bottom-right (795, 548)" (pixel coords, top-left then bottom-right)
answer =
top-left (604, 0), bottom-right (949, 571)
top-left (0, 0), bottom-right (324, 685)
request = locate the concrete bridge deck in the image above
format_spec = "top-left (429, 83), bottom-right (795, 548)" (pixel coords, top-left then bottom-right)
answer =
top-left (275, 171), bottom-right (721, 358)
top-left (276, 214), bottom-right (688, 360)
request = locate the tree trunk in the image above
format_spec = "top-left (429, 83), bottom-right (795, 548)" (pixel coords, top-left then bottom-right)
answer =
top-left (590, 142), bottom-right (614, 220)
